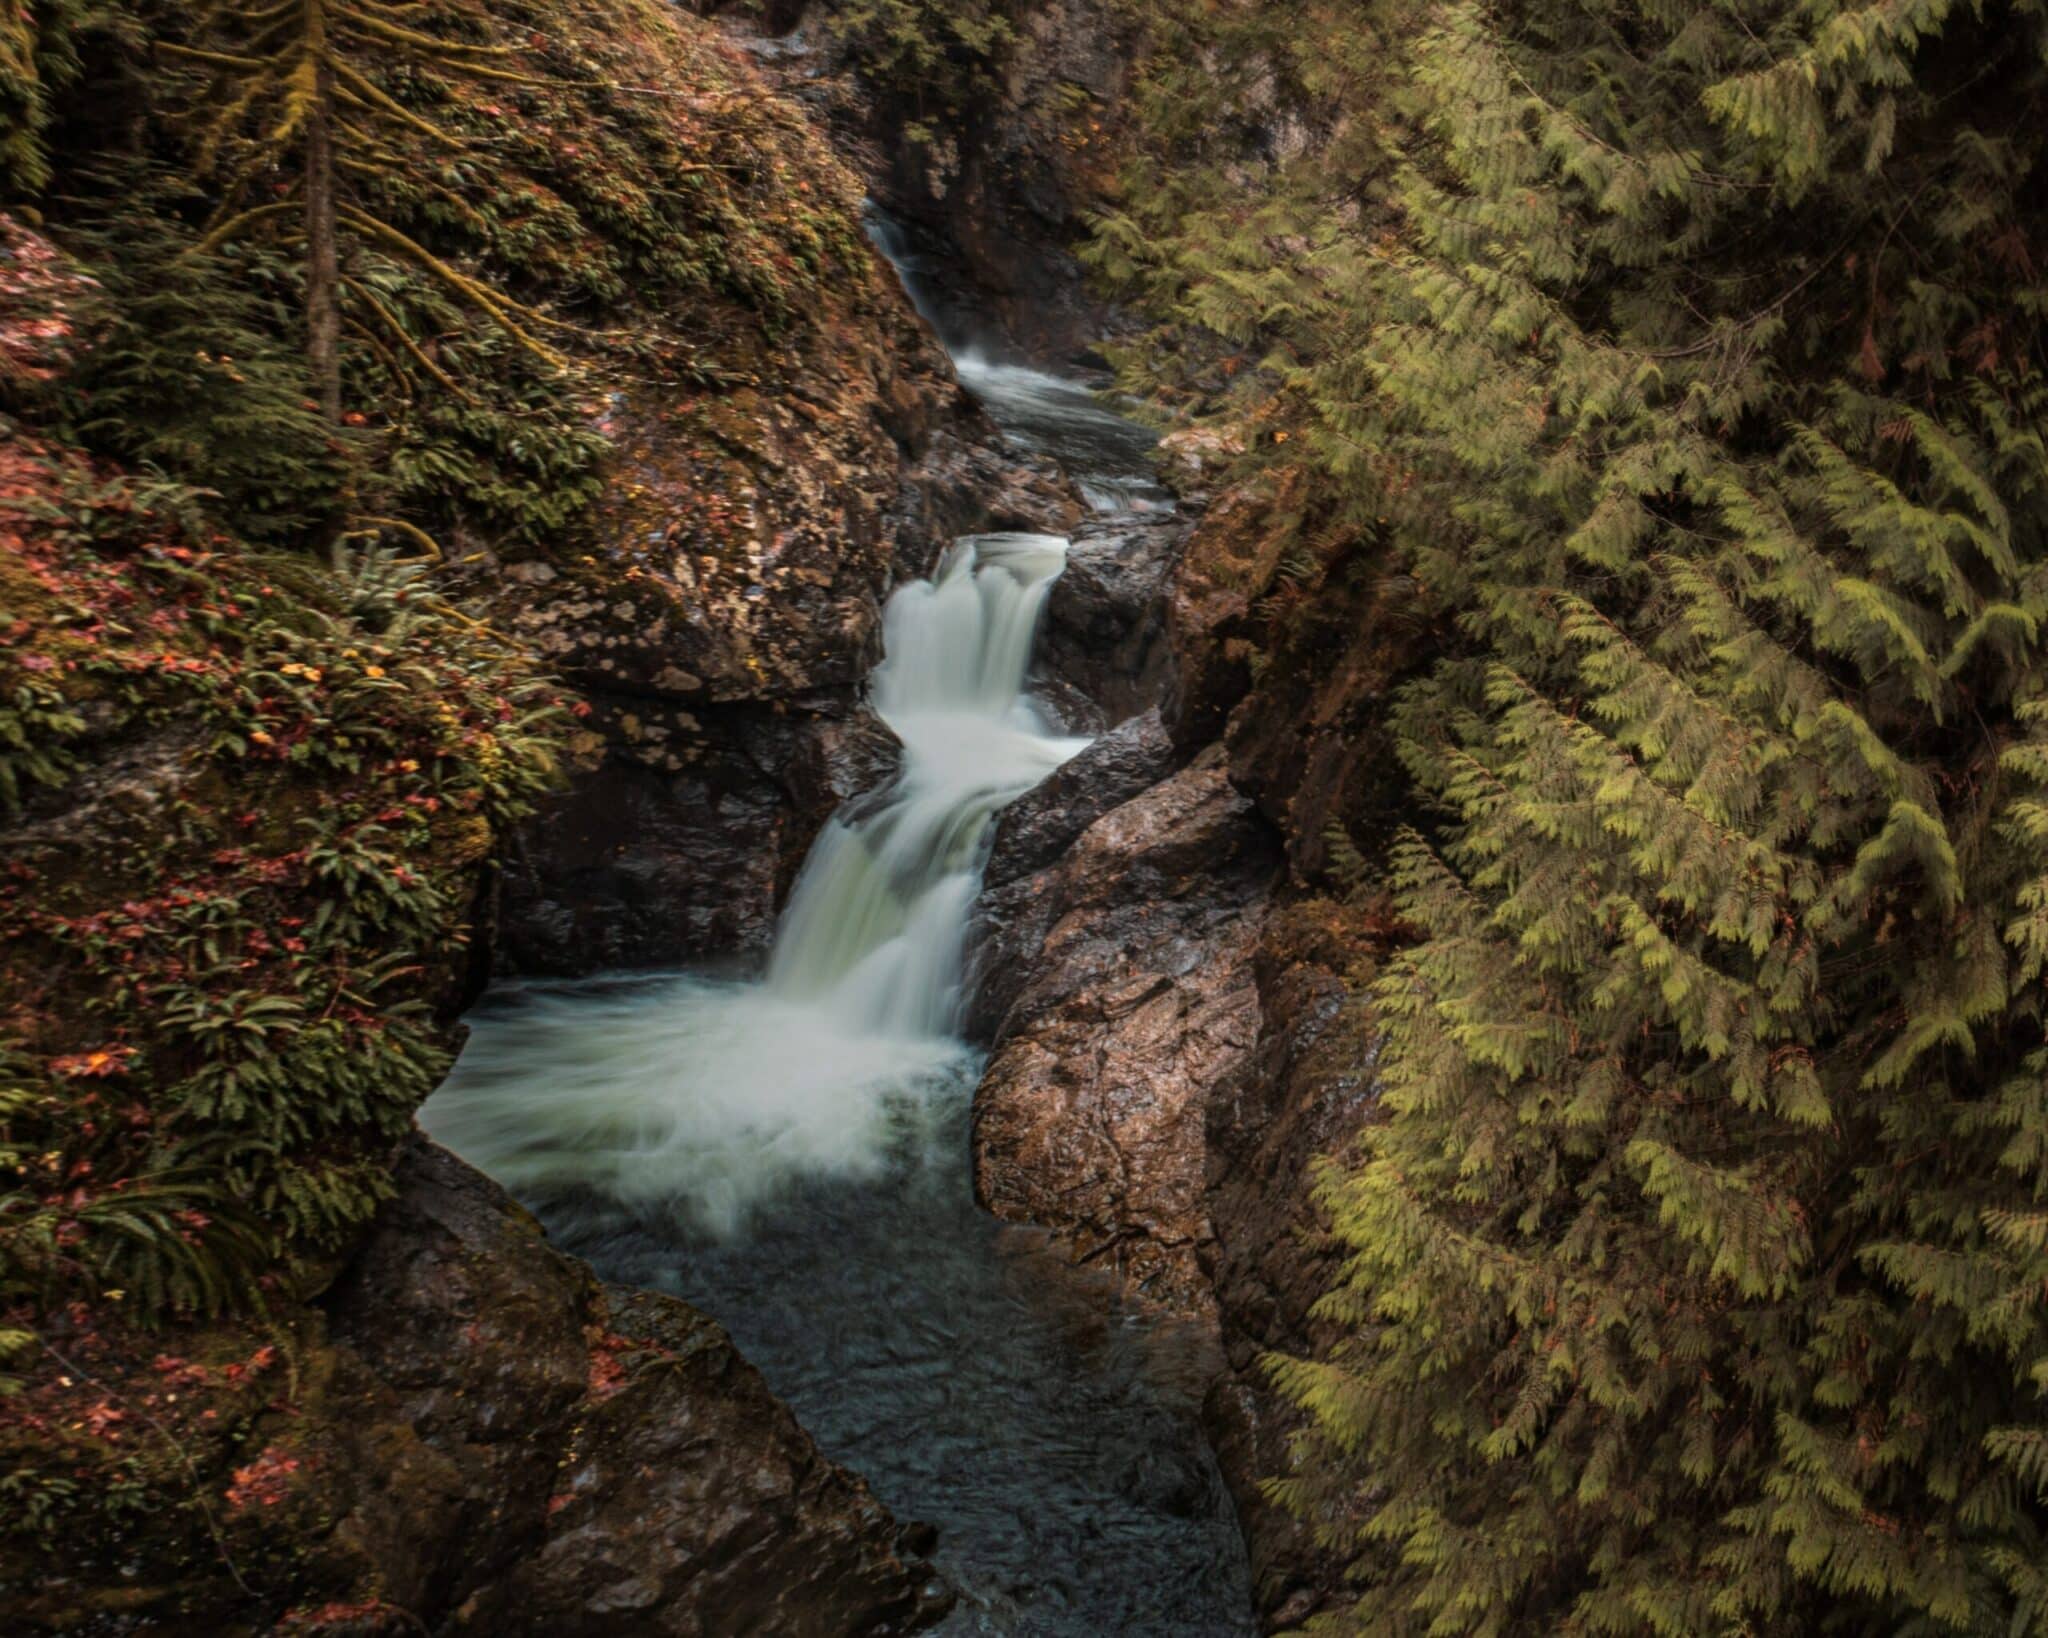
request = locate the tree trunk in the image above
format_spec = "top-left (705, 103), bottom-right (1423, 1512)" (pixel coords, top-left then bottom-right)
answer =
top-left (304, 0), bottom-right (341, 424)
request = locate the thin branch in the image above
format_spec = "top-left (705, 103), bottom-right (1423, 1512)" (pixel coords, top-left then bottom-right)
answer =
top-left (154, 41), bottom-right (266, 71)
top-left (338, 205), bottom-right (568, 367)
top-left (182, 200), bottom-right (302, 260)
top-left (348, 514), bottom-right (446, 561)
top-left (343, 275), bottom-right (471, 400)
top-left (330, 56), bottom-right (467, 147)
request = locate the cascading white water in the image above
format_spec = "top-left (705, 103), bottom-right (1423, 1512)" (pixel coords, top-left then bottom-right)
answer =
top-left (768, 533), bottom-right (1084, 1035)
top-left (949, 355), bottom-right (1169, 515)
top-left (863, 207), bottom-right (1168, 517)
top-left (421, 533), bottom-right (1086, 1234)
top-left (422, 301), bottom-right (1256, 1633)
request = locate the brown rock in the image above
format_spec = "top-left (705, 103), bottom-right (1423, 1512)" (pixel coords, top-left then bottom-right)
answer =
top-left (982, 706), bottom-right (1178, 891)
top-left (1037, 515), bottom-right (1185, 724)
top-left (3, 1142), bottom-right (947, 1635)
top-left (1217, 567), bottom-right (1417, 890)
top-left (1201, 900), bottom-right (1386, 1630)
top-left (495, 697), bottom-right (902, 973)
top-left (902, 416), bottom-right (1089, 546)
top-left (1165, 469), bottom-right (1424, 882)
top-left (448, 1280), bottom-right (949, 1636)
top-left (1162, 476), bottom-right (1294, 751)
top-left (969, 754), bottom-right (1279, 1308)
top-left (311, 1142), bottom-right (948, 1636)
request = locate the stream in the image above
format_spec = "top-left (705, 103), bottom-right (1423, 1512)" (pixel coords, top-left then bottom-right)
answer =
top-left (422, 220), bottom-right (1255, 1635)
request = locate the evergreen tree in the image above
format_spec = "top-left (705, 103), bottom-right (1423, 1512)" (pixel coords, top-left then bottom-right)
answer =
top-left (1227, 0), bottom-right (2048, 1631)
top-left (1082, 0), bottom-right (1422, 681)
top-left (156, 0), bottom-right (560, 421)
top-left (1086, 0), bottom-right (1401, 434)
top-left (0, 0), bottom-right (88, 196)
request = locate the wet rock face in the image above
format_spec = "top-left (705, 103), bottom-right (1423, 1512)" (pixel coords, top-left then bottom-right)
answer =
top-left (486, 246), bottom-right (1080, 978)
top-left (968, 755), bottom-right (1281, 1309)
top-left (1201, 902), bottom-right (1385, 1631)
top-left (1165, 469), bottom-right (1419, 878)
top-left (1036, 514), bottom-right (1185, 726)
top-left (906, 418), bottom-right (1088, 548)
top-left (880, 2), bottom-right (1141, 361)
top-left (1161, 479), bottom-right (1280, 752)
top-left (312, 1142), bottom-right (950, 1637)
top-left (496, 697), bottom-right (901, 973)
top-left (747, 1), bottom-right (1143, 361)
top-left (982, 706), bottom-right (1177, 891)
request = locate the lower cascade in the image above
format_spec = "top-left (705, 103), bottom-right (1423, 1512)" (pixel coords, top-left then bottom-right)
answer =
top-left (424, 531), bottom-right (1255, 1633)
top-left (427, 534), bottom-right (1085, 1232)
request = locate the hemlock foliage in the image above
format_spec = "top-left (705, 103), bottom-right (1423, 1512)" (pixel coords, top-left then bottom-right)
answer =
top-left (1101, 0), bottom-right (2048, 1630)
top-left (817, 0), bottom-right (1020, 141)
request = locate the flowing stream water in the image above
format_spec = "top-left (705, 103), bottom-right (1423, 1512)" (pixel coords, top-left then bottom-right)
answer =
top-left (422, 219), bottom-right (1255, 1634)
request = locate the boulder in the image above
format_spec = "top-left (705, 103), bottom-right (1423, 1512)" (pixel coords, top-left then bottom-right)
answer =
top-left (968, 754), bottom-right (1280, 1308)
top-left (496, 699), bottom-right (901, 973)
top-left (3, 1140), bottom-right (949, 1636)
top-left (1037, 514), bottom-right (1184, 724)
top-left (1025, 674), bottom-right (1106, 737)
top-left (321, 1142), bottom-right (950, 1636)
top-left (982, 706), bottom-right (1177, 891)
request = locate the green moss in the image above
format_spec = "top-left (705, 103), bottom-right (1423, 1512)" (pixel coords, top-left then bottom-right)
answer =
top-left (25, 0), bottom-right (881, 559)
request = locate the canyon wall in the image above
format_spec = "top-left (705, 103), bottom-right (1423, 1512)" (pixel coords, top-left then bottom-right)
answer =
top-left (958, 428), bottom-right (1410, 1634)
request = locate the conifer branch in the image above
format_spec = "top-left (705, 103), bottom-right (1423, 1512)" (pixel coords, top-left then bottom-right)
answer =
top-left (183, 200), bottom-right (303, 260)
top-left (342, 274), bottom-right (470, 400)
top-left (345, 312), bottom-right (417, 400)
top-left (334, 10), bottom-right (519, 57)
top-left (337, 206), bottom-right (567, 367)
top-left (329, 56), bottom-right (465, 147)
top-left (154, 41), bottom-right (268, 71)
top-left (348, 513), bottom-right (444, 561)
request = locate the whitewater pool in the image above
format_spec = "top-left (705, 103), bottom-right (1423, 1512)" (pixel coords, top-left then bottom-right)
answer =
top-left (430, 979), bottom-right (1251, 1634)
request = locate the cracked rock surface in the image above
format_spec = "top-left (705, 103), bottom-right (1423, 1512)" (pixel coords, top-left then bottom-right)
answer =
top-left (316, 1141), bottom-right (951, 1638)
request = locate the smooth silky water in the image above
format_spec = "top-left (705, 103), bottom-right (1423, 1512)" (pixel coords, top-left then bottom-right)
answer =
top-left (864, 209), bottom-right (1173, 518)
top-left (426, 238), bottom-right (1255, 1634)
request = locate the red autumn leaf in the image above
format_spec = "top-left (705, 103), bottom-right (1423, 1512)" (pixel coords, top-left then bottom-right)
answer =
top-left (225, 1444), bottom-right (303, 1512)
top-left (49, 1048), bottom-right (135, 1079)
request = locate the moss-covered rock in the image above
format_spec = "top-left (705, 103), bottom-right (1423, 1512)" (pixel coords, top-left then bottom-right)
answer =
top-left (2, 1141), bottom-right (947, 1635)
top-left (0, 376), bottom-right (568, 1319)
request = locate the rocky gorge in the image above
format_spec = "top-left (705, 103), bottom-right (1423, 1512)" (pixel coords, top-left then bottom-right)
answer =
top-left (17, 0), bottom-right (2045, 1631)
top-left (4, 2), bottom-right (1389, 1633)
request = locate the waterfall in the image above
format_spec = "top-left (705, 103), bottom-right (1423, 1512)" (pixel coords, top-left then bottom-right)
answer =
top-left (768, 533), bottom-right (1084, 1035)
top-left (862, 205), bottom-right (1169, 517)
top-left (420, 255), bottom-right (1257, 1634)
top-left (421, 534), bottom-right (1086, 1234)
